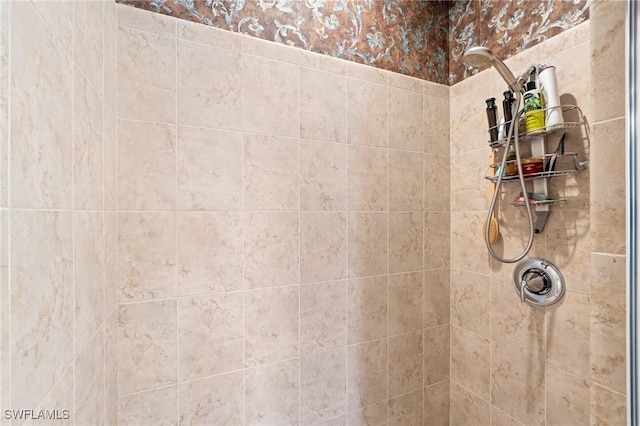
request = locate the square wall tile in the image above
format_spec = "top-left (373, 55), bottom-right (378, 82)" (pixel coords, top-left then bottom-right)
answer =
top-left (300, 68), bottom-right (347, 142)
top-left (389, 87), bottom-right (423, 151)
top-left (104, 109), bottom-right (117, 211)
top-left (347, 401), bottom-right (387, 426)
top-left (245, 359), bottom-right (300, 426)
top-left (117, 119), bottom-right (176, 211)
top-left (74, 0), bottom-right (103, 97)
top-left (389, 389), bottom-right (423, 426)
top-left (347, 78), bottom-right (387, 147)
top-left (300, 140), bottom-right (346, 211)
top-left (347, 339), bottom-right (387, 410)
top-left (244, 133), bottom-right (299, 211)
top-left (178, 39), bottom-right (242, 130)
top-left (389, 272), bottom-right (423, 335)
top-left (118, 386), bottom-right (178, 426)
top-left (29, 1), bottom-right (73, 53)
top-left (424, 325), bottom-right (450, 386)
top-left (74, 71), bottom-right (103, 210)
top-left (74, 329), bottom-right (105, 426)
top-left (10, 211), bottom-right (73, 410)
top-left (301, 212), bottom-right (347, 283)
top-left (118, 300), bottom-right (177, 395)
top-left (424, 154), bottom-right (450, 211)
top-left (117, 3), bottom-right (176, 35)
top-left (117, 26), bottom-right (176, 123)
top-left (118, 212), bottom-right (176, 302)
top-left (244, 212), bottom-right (299, 289)
top-left (450, 381), bottom-right (489, 426)
top-left (179, 372), bottom-right (243, 425)
top-left (389, 149), bottom-right (423, 211)
top-left (11, 1), bottom-right (73, 209)
top-left (177, 19), bottom-right (242, 51)
top-left (424, 211), bottom-right (450, 270)
top-left (104, 0), bottom-right (117, 113)
top-left (423, 95), bottom-right (449, 155)
top-left (104, 212), bottom-right (118, 313)
top-left (244, 286), bottom-right (299, 366)
top-left (450, 211), bottom-right (486, 274)
top-left (28, 367), bottom-right (74, 426)
top-left (388, 331), bottom-right (423, 397)
top-left (590, 382), bottom-right (626, 426)
top-left (177, 126), bottom-right (242, 211)
top-left (177, 211), bottom-right (242, 295)
top-left (300, 281), bottom-right (347, 354)
top-left (424, 380), bottom-right (450, 426)
top-left (300, 348), bottom-right (347, 424)
top-left (347, 212), bottom-right (388, 278)
top-left (450, 270), bottom-right (489, 338)
top-left (546, 365), bottom-right (590, 426)
top-left (243, 54), bottom-right (298, 137)
top-left (347, 276), bottom-right (388, 344)
top-left (389, 212), bottom-right (423, 273)
top-left (450, 326), bottom-right (490, 400)
top-left (178, 293), bottom-right (243, 381)
top-left (424, 269), bottom-right (450, 328)
top-left (347, 145), bottom-right (388, 211)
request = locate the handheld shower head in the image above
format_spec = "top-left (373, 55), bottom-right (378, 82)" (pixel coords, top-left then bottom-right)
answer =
top-left (462, 46), bottom-right (521, 92)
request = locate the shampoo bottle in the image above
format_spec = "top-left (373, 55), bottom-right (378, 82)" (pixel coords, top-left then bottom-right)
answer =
top-left (539, 65), bottom-right (563, 128)
top-left (502, 90), bottom-right (515, 138)
top-left (486, 97), bottom-right (499, 144)
top-left (523, 79), bottom-right (545, 133)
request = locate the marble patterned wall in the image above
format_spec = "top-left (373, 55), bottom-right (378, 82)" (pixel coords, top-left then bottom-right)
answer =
top-left (1, 1), bottom-right (118, 424)
top-left (448, 2), bottom-right (626, 423)
top-left (113, 4), bottom-right (451, 424)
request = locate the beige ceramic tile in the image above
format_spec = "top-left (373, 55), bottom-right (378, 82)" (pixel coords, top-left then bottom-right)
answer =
top-left (424, 211), bottom-right (450, 270)
top-left (590, 253), bottom-right (626, 393)
top-left (300, 348), bottom-right (347, 424)
top-left (117, 212), bottom-right (176, 302)
top-left (449, 76), bottom-right (492, 156)
top-left (546, 365), bottom-right (590, 426)
top-left (242, 35), bottom-right (304, 65)
top-left (389, 149), bottom-right (423, 211)
top-left (11, 2), bottom-right (73, 209)
top-left (388, 388), bottom-right (423, 426)
top-left (346, 61), bottom-right (387, 84)
top-left (10, 211), bottom-right (73, 410)
top-left (347, 145), bottom-right (388, 211)
top-left (450, 326), bottom-right (490, 400)
top-left (389, 87), bottom-right (423, 151)
top-left (591, 0), bottom-right (625, 122)
top-left (177, 19), bottom-right (242, 51)
top-left (30, 1), bottom-right (73, 53)
top-left (423, 95), bottom-right (450, 155)
top-left (389, 272), bottom-right (423, 335)
top-left (244, 286), bottom-right (299, 366)
top-left (450, 211), bottom-right (488, 274)
top-left (548, 41), bottom-right (592, 120)
top-left (347, 276), bottom-right (388, 344)
top-left (178, 293), bottom-right (243, 381)
top-left (388, 331), bottom-right (423, 397)
top-left (347, 401), bottom-right (387, 426)
top-left (74, 0), bottom-right (103, 97)
top-left (74, 69), bottom-right (103, 210)
top-left (546, 291), bottom-right (590, 379)
top-left (74, 329), bottom-right (105, 426)
top-left (424, 154), bottom-right (450, 211)
top-left (104, 212), bottom-right (118, 313)
top-left (424, 380), bottom-right (450, 426)
top-left (26, 367), bottom-right (74, 426)
top-left (117, 119), bottom-right (176, 211)
top-left (300, 67), bottom-right (347, 142)
top-left (177, 125), bottom-right (242, 211)
top-left (491, 406), bottom-right (525, 426)
top-left (424, 325), bottom-right (450, 386)
top-left (117, 300), bottom-right (177, 395)
top-left (244, 212), bottom-right (299, 289)
top-left (423, 81), bottom-right (449, 99)
top-left (450, 380), bottom-right (490, 426)
top-left (347, 339), bottom-right (388, 410)
top-left (117, 26), bottom-right (176, 123)
top-left (105, 312), bottom-right (118, 426)
top-left (300, 281), bottom-right (347, 354)
top-left (104, 109), bottom-right (117, 211)
top-left (245, 358), bottom-right (300, 426)
top-left (347, 78), bottom-right (387, 147)
top-left (0, 2), bottom-right (6, 208)
top-left (590, 382), bottom-right (626, 426)
top-left (178, 39), bottom-right (242, 130)
top-left (389, 212), bottom-right (423, 274)
top-left (424, 269), bottom-right (450, 328)
top-left (591, 118), bottom-right (625, 255)
top-left (118, 386), bottom-right (178, 426)
top-left (301, 212), bottom-right (347, 283)
top-left (116, 3), bottom-right (176, 35)
top-left (104, 0), bottom-right (117, 114)
top-left (179, 372), bottom-right (243, 425)
top-left (297, 50), bottom-right (347, 76)
top-left (177, 211), bottom-right (242, 295)
top-left (315, 415), bottom-right (347, 426)
top-left (491, 343), bottom-right (545, 426)
top-left (244, 133), bottom-right (299, 211)
top-left (243, 54), bottom-right (298, 137)
top-left (388, 72), bottom-right (422, 92)
top-left (491, 277), bottom-right (545, 356)
top-left (450, 269), bottom-right (490, 338)
top-left (449, 149), bottom-right (489, 212)
top-left (347, 212), bottom-right (388, 278)
top-left (300, 140), bottom-right (347, 211)
top-left (74, 212), bottom-right (105, 351)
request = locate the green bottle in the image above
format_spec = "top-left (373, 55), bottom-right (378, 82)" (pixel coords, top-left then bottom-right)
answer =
top-left (523, 80), bottom-right (545, 133)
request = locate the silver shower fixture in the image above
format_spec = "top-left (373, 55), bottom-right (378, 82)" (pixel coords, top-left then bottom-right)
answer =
top-left (462, 46), bottom-right (533, 93)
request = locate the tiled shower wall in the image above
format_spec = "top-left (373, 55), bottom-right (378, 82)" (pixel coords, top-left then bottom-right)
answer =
top-left (1, 0), bottom-right (118, 425)
top-left (448, 1), bottom-right (626, 424)
top-left (114, 4), bottom-right (451, 425)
